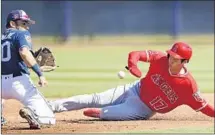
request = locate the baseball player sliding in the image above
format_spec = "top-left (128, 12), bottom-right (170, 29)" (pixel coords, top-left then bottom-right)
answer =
top-left (49, 42), bottom-right (214, 120)
top-left (1, 10), bottom-right (55, 129)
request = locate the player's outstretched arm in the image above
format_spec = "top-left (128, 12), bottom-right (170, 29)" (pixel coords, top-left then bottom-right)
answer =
top-left (184, 84), bottom-right (214, 118)
top-left (199, 104), bottom-right (214, 117)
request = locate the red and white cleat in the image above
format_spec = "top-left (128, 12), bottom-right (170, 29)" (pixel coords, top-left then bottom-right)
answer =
top-left (83, 108), bottom-right (101, 118)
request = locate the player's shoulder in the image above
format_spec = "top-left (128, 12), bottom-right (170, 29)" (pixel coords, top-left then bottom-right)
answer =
top-left (2, 29), bottom-right (18, 41)
top-left (5, 29), bottom-right (30, 40)
top-left (155, 51), bottom-right (167, 61)
top-left (148, 50), bottom-right (167, 60)
top-left (180, 71), bottom-right (196, 83)
top-left (15, 30), bottom-right (32, 42)
top-left (182, 72), bottom-right (198, 93)
top-left (16, 30), bottom-right (31, 36)
top-left (146, 50), bottom-right (167, 64)
top-left (148, 50), bottom-right (166, 56)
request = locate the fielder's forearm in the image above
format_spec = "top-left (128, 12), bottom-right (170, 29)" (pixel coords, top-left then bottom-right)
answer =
top-left (19, 47), bottom-right (37, 67)
top-left (19, 47), bottom-right (43, 77)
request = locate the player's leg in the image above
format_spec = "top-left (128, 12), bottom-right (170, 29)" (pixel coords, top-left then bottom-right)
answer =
top-left (85, 96), bottom-right (155, 120)
top-left (1, 76), bottom-right (12, 126)
top-left (3, 74), bottom-right (55, 128)
top-left (49, 80), bottom-right (141, 113)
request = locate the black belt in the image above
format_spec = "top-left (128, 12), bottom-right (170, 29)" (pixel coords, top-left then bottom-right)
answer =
top-left (2, 72), bottom-right (22, 77)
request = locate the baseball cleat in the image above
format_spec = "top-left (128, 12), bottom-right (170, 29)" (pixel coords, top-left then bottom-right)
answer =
top-left (19, 107), bottom-right (40, 129)
top-left (83, 108), bottom-right (101, 118)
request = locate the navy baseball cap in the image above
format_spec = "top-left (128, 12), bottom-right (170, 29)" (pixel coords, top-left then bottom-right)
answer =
top-left (7, 10), bottom-right (35, 24)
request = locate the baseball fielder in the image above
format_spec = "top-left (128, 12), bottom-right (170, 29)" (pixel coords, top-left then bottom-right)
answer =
top-left (1, 10), bottom-right (55, 129)
top-left (49, 42), bottom-right (214, 120)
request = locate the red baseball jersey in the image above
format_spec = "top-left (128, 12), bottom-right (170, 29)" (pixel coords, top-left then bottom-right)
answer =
top-left (129, 50), bottom-right (208, 113)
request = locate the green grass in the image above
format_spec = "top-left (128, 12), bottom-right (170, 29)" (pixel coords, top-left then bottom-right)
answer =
top-left (33, 34), bottom-right (214, 46)
top-left (30, 43), bottom-right (214, 98)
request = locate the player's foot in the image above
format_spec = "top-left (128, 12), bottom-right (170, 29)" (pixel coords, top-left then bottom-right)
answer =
top-left (19, 107), bottom-right (41, 129)
top-left (1, 116), bottom-right (6, 126)
top-left (83, 108), bottom-right (101, 118)
top-left (47, 100), bottom-right (64, 113)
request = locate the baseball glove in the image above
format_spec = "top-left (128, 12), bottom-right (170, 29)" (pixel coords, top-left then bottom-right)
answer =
top-left (33, 47), bottom-right (57, 72)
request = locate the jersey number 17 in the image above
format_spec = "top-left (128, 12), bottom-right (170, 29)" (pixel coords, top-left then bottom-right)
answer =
top-left (150, 96), bottom-right (168, 110)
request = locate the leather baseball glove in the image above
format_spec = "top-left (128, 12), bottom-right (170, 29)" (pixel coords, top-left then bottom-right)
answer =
top-left (33, 47), bottom-right (57, 72)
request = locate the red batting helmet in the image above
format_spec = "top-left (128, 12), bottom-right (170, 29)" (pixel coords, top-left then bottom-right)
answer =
top-left (166, 42), bottom-right (192, 60)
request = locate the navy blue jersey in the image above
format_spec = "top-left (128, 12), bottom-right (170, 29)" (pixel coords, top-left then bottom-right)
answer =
top-left (1, 28), bottom-right (32, 76)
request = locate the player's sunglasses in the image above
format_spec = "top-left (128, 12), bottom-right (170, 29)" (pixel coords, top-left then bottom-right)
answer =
top-left (20, 21), bottom-right (30, 26)
top-left (15, 20), bottom-right (30, 26)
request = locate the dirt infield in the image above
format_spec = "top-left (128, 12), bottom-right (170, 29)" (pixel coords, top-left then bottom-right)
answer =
top-left (2, 94), bottom-right (214, 133)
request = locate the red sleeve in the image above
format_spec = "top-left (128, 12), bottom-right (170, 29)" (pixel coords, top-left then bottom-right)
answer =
top-left (128, 50), bottom-right (165, 67)
top-left (183, 76), bottom-right (209, 113)
top-left (127, 50), bottom-right (166, 78)
top-left (200, 104), bottom-right (214, 117)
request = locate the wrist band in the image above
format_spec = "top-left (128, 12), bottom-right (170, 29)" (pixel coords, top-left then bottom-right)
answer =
top-left (31, 64), bottom-right (43, 77)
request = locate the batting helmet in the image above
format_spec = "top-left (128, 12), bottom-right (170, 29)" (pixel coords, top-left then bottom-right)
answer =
top-left (166, 42), bottom-right (192, 60)
top-left (6, 10), bottom-right (35, 25)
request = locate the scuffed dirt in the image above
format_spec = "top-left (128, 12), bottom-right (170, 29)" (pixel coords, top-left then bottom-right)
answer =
top-left (2, 94), bottom-right (214, 133)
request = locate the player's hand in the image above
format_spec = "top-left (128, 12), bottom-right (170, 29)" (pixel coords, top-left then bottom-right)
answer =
top-left (38, 76), bottom-right (48, 87)
top-left (126, 66), bottom-right (142, 78)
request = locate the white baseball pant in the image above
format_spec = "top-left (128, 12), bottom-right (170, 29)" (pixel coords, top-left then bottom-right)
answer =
top-left (1, 74), bottom-right (55, 125)
top-left (50, 80), bottom-right (155, 120)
